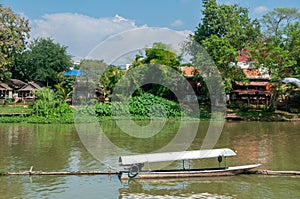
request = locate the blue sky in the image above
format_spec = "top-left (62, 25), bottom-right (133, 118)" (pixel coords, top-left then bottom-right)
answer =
top-left (3, 0), bottom-right (299, 30)
top-left (2, 0), bottom-right (300, 62)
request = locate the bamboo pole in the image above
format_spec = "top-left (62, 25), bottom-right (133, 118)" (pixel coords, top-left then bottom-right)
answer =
top-left (1, 166), bottom-right (119, 176)
top-left (6, 171), bottom-right (119, 176)
top-left (246, 170), bottom-right (300, 176)
top-left (1, 169), bottom-right (299, 177)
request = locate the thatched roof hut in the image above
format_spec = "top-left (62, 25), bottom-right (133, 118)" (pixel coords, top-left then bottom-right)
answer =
top-left (18, 82), bottom-right (42, 102)
top-left (19, 82), bottom-right (42, 92)
top-left (0, 83), bottom-right (13, 99)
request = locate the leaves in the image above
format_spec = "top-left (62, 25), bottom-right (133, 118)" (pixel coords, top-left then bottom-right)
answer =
top-left (0, 5), bottom-right (30, 81)
top-left (253, 8), bottom-right (300, 79)
top-left (12, 38), bottom-right (72, 86)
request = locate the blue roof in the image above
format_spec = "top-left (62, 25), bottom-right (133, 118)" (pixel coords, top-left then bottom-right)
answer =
top-left (64, 70), bottom-right (83, 76)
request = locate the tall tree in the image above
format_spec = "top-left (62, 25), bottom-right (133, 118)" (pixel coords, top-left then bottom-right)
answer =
top-left (126, 42), bottom-right (183, 100)
top-left (0, 5), bottom-right (30, 81)
top-left (192, 0), bottom-right (261, 92)
top-left (261, 8), bottom-right (300, 39)
top-left (195, 0), bottom-right (261, 50)
top-left (251, 8), bottom-right (300, 108)
top-left (131, 42), bottom-right (182, 70)
top-left (15, 38), bottom-right (72, 87)
top-left (75, 59), bottom-right (107, 102)
top-left (256, 8), bottom-right (300, 78)
top-left (78, 59), bottom-right (107, 86)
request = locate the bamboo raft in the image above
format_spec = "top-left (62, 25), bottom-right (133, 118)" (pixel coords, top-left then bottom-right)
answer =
top-left (5, 171), bottom-right (119, 176)
top-left (1, 167), bottom-right (299, 177)
top-left (1, 166), bottom-right (118, 176)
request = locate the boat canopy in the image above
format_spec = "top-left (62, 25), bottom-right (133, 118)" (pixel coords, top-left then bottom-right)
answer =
top-left (119, 148), bottom-right (236, 166)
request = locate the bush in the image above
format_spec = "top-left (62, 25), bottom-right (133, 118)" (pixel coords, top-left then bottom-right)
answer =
top-left (95, 103), bottom-right (112, 117)
top-left (87, 93), bottom-right (184, 119)
top-left (129, 93), bottom-right (182, 118)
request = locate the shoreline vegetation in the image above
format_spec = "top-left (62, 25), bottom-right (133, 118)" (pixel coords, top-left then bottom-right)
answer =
top-left (1, 103), bottom-right (299, 124)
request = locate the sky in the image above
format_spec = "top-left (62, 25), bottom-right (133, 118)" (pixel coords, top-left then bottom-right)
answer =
top-left (2, 0), bottom-right (300, 63)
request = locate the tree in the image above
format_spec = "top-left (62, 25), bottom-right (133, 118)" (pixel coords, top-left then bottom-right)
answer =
top-left (0, 5), bottom-right (30, 81)
top-left (126, 42), bottom-right (184, 100)
top-left (131, 42), bottom-right (182, 70)
top-left (195, 0), bottom-right (261, 50)
top-left (54, 73), bottom-right (74, 103)
top-left (100, 65), bottom-right (124, 96)
top-left (15, 38), bottom-right (72, 87)
top-left (32, 87), bottom-right (73, 118)
top-left (192, 0), bottom-right (261, 93)
top-left (261, 8), bottom-right (300, 39)
top-left (251, 8), bottom-right (300, 109)
top-left (255, 8), bottom-right (300, 78)
top-left (11, 50), bottom-right (32, 81)
top-left (78, 59), bottom-right (107, 82)
top-left (75, 59), bottom-right (108, 102)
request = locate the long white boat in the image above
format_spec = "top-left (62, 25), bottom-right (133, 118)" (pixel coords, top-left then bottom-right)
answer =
top-left (118, 148), bottom-right (261, 180)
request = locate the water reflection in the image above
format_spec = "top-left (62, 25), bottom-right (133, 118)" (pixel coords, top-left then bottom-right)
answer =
top-left (0, 121), bottom-right (299, 198)
top-left (119, 175), bottom-right (300, 199)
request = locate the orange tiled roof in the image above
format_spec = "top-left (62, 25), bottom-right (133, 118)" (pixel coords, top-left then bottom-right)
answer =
top-left (243, 69), bottom-right (261, 77)
top-left (181, 67), bottom-right (195, 77)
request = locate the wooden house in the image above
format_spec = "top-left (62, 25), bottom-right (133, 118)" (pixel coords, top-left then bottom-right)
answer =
top-left (0, 83), bottom-right (13, 100)
top-left (18, 82), bottom-right (42, 102)
top-left (180, 66), bottom-right (203, 100)
top-left (230, 50), bottom-right (272, 106)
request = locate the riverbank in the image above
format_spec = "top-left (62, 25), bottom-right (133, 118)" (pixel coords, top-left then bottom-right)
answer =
top-left (227, 108), bottom-right (300, 122)
top-left (0, 109), bottom-right (300, 123)
top-left (1, 103), bottom-right (300, 123)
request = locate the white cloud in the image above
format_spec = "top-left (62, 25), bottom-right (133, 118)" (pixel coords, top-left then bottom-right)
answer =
top-left (87, 27), bottom-right (192, 65)
top-left (30, 13), bottom-right (191, 64)
top-left (253, 6), bottom-right (269, 14)
top-left (171, 19), bottom-right (184, 28)
top-left (30, 13), bottom-right (138, 61)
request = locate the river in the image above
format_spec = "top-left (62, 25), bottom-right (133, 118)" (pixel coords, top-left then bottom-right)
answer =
top-left (0, 121), bottom-right (299, 198)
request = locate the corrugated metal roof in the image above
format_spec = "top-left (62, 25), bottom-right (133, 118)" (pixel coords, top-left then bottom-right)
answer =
top-left (64, 70), bottom-right (83, 76)
top-left (119, 148), bottom-right (236, 166)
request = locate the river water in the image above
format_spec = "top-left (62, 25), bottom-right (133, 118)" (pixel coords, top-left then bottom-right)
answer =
top-left (0, 121), bottom-right (299, 198)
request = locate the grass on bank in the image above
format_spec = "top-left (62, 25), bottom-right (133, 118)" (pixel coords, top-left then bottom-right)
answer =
top-left (0, 105), bottom-right (31, 114)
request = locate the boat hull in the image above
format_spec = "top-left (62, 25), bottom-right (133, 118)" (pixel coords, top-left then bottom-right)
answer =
top-left (119, 164), bottom-right (261, 180)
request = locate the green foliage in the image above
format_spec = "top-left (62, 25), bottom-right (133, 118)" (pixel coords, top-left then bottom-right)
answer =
top-left (95, 103), bottom-right (112, 117)
top-left (251, 8), bottom-right (300, 109)
top-left (131, 42), bottom-right (182, 69)
top-left (195, 0), bottom-right (261, 49)
top-left (13, 38), bottom-right (72, 86)
top-left (79, 59), bottom-right (107, 86)
top-left (124, 43), bottom-right (183, 100)
top-left (81, 93), bottom-right (183, 119)
top-left (0, 5), bottom-right (30, 81)
top-left (128, 93), bottom-right (182, 118)
top-left (0, 105), bottom-right (30, 114)
top-left (54, 75), bottom-right (74, 103)
top-left (100, 65), bottom-right (124, 96)
top-left (192, 0), bottom-right (261, 94)
top-left (253, 8), bottom-right (300, 79)
top-left (261, 8), bottom-right (300, 39)
top-left (31, 88), bottom-right (73, 120)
